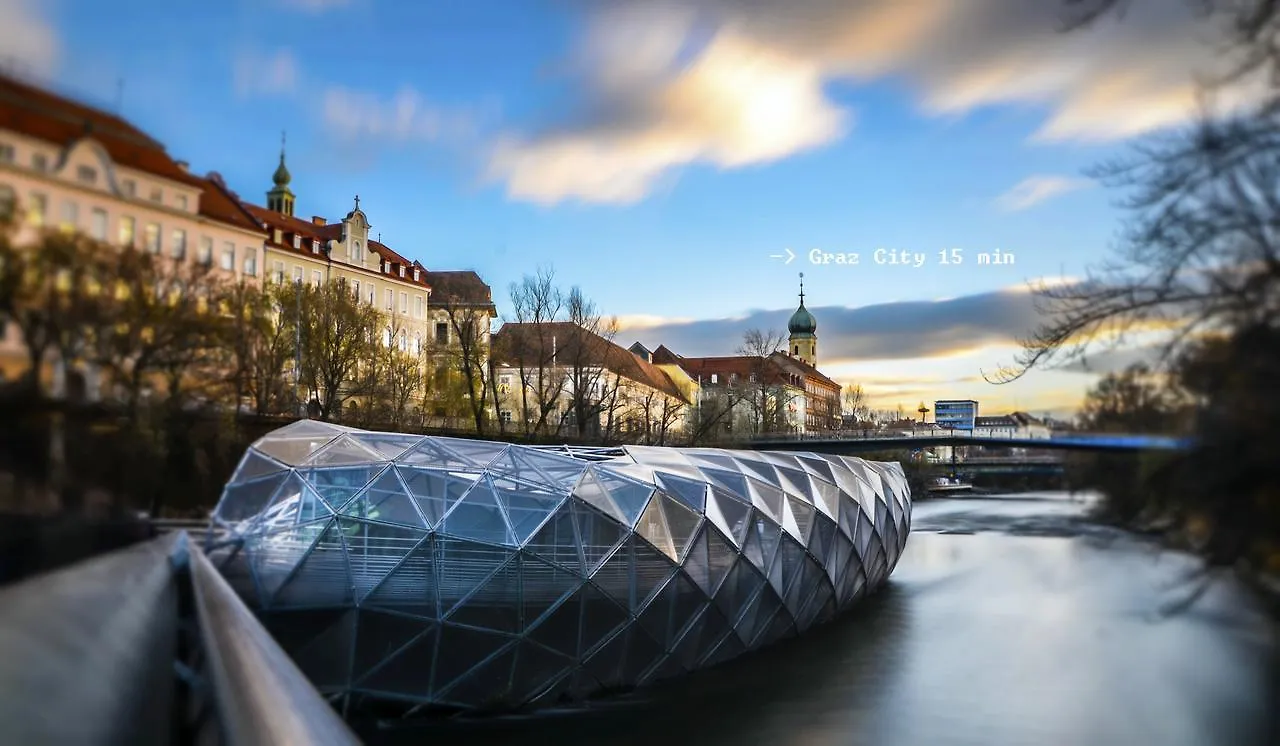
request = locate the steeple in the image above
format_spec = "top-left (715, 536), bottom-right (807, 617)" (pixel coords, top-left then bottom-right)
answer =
top-left (787, 272), bottom-right (818, 365)
top-left (266, 131), bottom-right (296, 217)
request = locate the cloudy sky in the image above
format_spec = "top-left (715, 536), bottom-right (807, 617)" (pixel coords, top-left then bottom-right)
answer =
top-left (4, 0), bottom-right (1253, 416)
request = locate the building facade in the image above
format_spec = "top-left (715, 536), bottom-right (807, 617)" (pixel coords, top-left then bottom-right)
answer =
top-left (0, 71), bottom-right (267, 394)
top-left (934, 399), bottom-right (979, 431)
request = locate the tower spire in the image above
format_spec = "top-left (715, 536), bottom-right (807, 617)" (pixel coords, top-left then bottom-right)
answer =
top-left (267, 129), bottom-right (295, 217)
top-left (799, 271), bottom-right (805, 304)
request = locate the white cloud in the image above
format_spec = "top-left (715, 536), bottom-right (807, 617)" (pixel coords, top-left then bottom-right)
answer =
top-left (996, 175), bottom-right (1093, 211)
top-left (321, 86), bottom-right (480, 144)
top-left (489, 0), bottom-right (1264, 205)
top-left (232, 49), bottom-right (299, 98)
top-left (0, 0), bottom-right (59, 78)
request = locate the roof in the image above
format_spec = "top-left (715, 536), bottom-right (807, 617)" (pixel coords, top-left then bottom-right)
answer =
top-left (0, 72), bottom-right (264, 235)
top-left (493, 322), bottom-right (688, 403)
top-left (975, 416), bottom-right (1017, 427)
top-left (425, 270), bottom-right (496, 310)
top-left (651, 346), bottom-right (839, 392)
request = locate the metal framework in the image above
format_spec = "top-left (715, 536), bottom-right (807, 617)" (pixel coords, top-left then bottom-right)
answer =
top-left (209, 419), bottom-right (913, 717)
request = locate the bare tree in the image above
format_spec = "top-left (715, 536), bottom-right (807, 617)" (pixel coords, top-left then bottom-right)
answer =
top-left (222, 281), bottom-right (294, 416)
top-left (842, 383), bottom-right (870, 427)
top-left (563, 287), bottom-right (618, 440)
top-left (737, 328), bottom-right (795, 434)
top-left (506, 267), bottom-right (567, 435)
top-left (433, 274), bottom-right (498, 434)
top-left (292, 280), bottom-right (381, 421)
top-left (367, 311), bottom-right (426, 430)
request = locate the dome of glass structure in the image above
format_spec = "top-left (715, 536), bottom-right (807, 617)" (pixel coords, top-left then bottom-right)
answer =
top-left (208, 420), bottom-right (912, 716)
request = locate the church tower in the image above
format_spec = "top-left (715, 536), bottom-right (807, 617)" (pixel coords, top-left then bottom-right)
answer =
top-left (788, 272), bottom-right (818, 365)
top-left (266, 132), bottom-right (295, 217)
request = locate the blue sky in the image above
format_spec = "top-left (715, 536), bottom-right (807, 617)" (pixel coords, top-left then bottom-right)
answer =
top-left (6, 0), bottom-right (1245, 416)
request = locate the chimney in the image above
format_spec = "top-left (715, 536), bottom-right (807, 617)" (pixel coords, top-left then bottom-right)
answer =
top-left (311, 216), bottom-right (327, 226)
top-left (175, 160), bottom-right (189, 172)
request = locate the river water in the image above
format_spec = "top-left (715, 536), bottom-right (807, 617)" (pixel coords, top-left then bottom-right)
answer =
top-left (367, 492), bottom-right (1278, 746)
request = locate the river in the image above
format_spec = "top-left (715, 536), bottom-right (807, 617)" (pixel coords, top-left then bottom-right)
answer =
top-left (365, 492), bottom-right (1278, 746)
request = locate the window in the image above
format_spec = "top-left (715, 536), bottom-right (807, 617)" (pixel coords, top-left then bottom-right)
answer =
top-left (171, 228), bottom-right (187, 259)
top-left (382, 327), bottom-right (392, 347)
top-left (384, 289), bottom-right (393, 310)
top-left (399, 330), bottom-right (408, 352)
top-left (31, 153), bottom-right (47, 171)
top-left (118, 216), bottom-right (135, 246)
top-left (413, 268), bottom-right (420, 282)
top-left (243, 253), bottom-right (257, 277)
top-left (352, 280), bottom-right (360, 299)
top-left (312, 239), bottom-right (320, 254)
top-left (399, 291), bottom-right (408, 313)
top-left (149, 186), bottom-right (162, 203)
top-left (0, 143), bottom-right (13, 163)
top-left (435, 322), bottom-right (448, 345)
top-left (221, 242), bottom-right (235, 271)
top-left (399, 266), bottom-right (405, 278)
top-left (312, 269), bottom-right (322, 286)
top-left (293, 234), bottom-right (301, 250)
top-left (176, 194), bottom-right (188, 211)
top-left (0, 186), bottom-right (14, 221)
top-left (710, 374), bottom-right (719, 384)
top-left (272, 261), bottom-right (284, 283)
top-left (367, 289), bottom-right (375, 305)
top-left (273, 228), bottom-right (283, 245)
top-left (122, 179), bottom-right (136, 198)
top-left (352, 240), bottom-right (362, 263)
top-left (60, 201), bottom-right (79, 231)
top-left (77, 165), bottom-right (97, 184)
top-left (28, 193), bottom-right (47, 226)
top-left (293, 266), bottom-right (304, 283)
top-left (198, 236), bottom-right (213, 265)
top-left (90, 208), bottom-right (108, 240)
top-left (414, 295), bottom-right (425, 318)
top-left (413, 336), bottom-right (421, 356)
top-left (144, 222), bottom-right (160, 253)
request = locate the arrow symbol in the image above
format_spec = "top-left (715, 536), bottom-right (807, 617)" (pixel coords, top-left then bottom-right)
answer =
top-left (769, 248), bottom-right (796, 264)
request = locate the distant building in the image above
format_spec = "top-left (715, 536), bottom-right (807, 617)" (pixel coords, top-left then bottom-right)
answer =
top-left (934, 399), bottom-right (979, 431)
top-left (973, 412), bottom-right (1051, 440)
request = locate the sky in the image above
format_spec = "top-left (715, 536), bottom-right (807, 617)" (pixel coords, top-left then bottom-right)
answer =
top-left (2, 0), bottom-right (1258, 418)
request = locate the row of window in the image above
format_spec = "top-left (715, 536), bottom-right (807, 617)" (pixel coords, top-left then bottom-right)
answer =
top-left (267, 261), bottom-right (430, 319)
top-left (1, 141), bottom-right (190, 210)
top-left (5, 186), bottom-right (258, 276)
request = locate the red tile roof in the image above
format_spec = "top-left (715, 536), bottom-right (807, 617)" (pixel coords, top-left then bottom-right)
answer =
top-left (425, 270), bottom-right (496, 309)
top-left (493, 322), bottom-right (688, 403)
top-left (0, 71), bottom-right (264, 235)
top-left (650, 346), bottom-right (839, 392)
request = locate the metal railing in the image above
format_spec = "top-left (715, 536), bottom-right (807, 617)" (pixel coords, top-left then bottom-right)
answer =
top-left (0, 531), bottom-right (362, 745)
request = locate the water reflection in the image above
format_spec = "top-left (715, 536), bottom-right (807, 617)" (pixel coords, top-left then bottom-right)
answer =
top-left (364, 494), bottom-right (1278, 746)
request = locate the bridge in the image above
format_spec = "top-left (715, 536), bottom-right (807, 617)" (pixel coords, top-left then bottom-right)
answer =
top-left (745, 432), bottom-right (1190, 454)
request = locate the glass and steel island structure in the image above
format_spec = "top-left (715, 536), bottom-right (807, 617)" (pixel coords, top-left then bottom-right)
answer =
top-left (208, 420), bottom-right (912, 716)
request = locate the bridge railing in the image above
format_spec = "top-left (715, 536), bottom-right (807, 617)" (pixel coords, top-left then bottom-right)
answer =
top-left (0, 531), bottom-right (361, 745)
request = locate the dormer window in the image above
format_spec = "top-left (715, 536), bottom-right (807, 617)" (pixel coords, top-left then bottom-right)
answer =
top-left (31, 153), bottom-right (48, 171)
top-left (292, 234), bottom-right (301, 250)
top-left (176, 194), bottom-right (188, 211)
top-left (312, 240), bottom-right (320, 254)
top-left (399, 266), bottom-right (405, 278)
top-left (273, 228), bottom-right (282, 244)
top-left (413, 268), bottom-right (420, 282)
top-left (352, 240), bottom-right (362, 263)
top-left (76, 165), bottom-right (97, 184)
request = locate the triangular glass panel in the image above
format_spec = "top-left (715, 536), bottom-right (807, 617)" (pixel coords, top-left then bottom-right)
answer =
top-left (751, 512), bottom-right (782, 572)
top-left (796, 454), bottom-right (838, 485)
top-left (654, 471), bottom-right (707, 512)
top-left (439, 478), bottom-right (516, 546)
top-left (639, 653), bottom-right (687, 687)
top-left (572, 501), bottom-right (627, 575)
top-left (274, 418), bottom-right (349, 439)
top-left (706, 487), bottom-right (752, 547)
top-left (432, 437), bottom-right (510, 468)
top-left (808, 514), bottom-right (837, 573)
top-left (435, 538), bottom-right (516, 613)
top-left (500, 450), bottom-right (562, 489)
top-left (712, 559), bottom-right (764, 626)
top-left (492, 475), bottom-right (565, 546)
top-left (430, 624), bottom-right (514, 698)
top-left (740, 580), bottom-right (782, 647)
top-left (527, 586), bottom-right (583, 658)
top-left (440, 644), bottom-right (519, 707)
top-left (446, 557), bottom-right (521, 633)
top-left (665, 570), bottom-right (707, 649)
top-left (350, 432), bottom-right (425, 461)
top-left (699, 468), bottom-right (749, 502)
top-left (593, 466), bottom-right (654, 527)
top-left (288, 607), bottom-right (357, 689)
top-left (773, 464), bottom-right (812, 499)
top-left (582, 625), bottom-right (628, 689)
top-left (740, 519), bottom-right (767, 573)
top-left (270, 519), bottom-right (353, 608)
top-left (635, 494), bottom-right (675, 561)
top-left (772, 535), bottom-right (809, 609)
top-left (703, 628), bottom-right (747, 668)
top-left (254, 472), bottom-right (332, 531)
top-left (607, 461), bottom-right (658, 486)
top-left (733, 456), bottom-right (779, 486)
top-left (214, 473), bottom-right (289, 525)
top-left (780, 496), bottom-right (804, 544)
top-left (787, 496), bottom-right (816, 546)
top-left (509, 640), bottom-right (574, 704)
top-left (519, 554), bottom-right (582, 631)
top-left (515, 448), bottom-right (588, 488)
top-left (618, 625), bottom-right (665, 686)
top-left (578, 583), bottom-right (630, 656)
top-left (245, 518), bottom-right (330, 603)
top-left (588, 543), bottom-right (632, 610)
top-left (631, 537), bottom-right (679, 614)
top-left (571, 469), bottom-right (623, 525)
top-left (746, 477), bottom-right (786, 524)
top-left (352, 609), bottom-right (433, 685)
top-left (658, 492), bottom-right (701, 562)
top-left (256, 435), bottom-right (338, 466)
top-left (524, 503), bottom-right (582, 574)
top-left (683, 451), bottom-right (741, 472)
top-left (235, 450), bottom-right (289, 481)
top-left (398, 438), bottom-right (476, 470)
top-left (304, 434), bottom-right (385, 467)
top-left (342, 468), bottom-right (426, 528)
top-left (395, 466), bottom-right (477, 528)
top-left (297, 465), bottom-right (384, 509)
top-left (341, 519), bottom-right (428, 601)
top-left (783, 547), bottom-right (821, 613)
top-left (359, 622), bottom-right (438, 697)
top-left (363, 536), bottom-right (438, 617)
